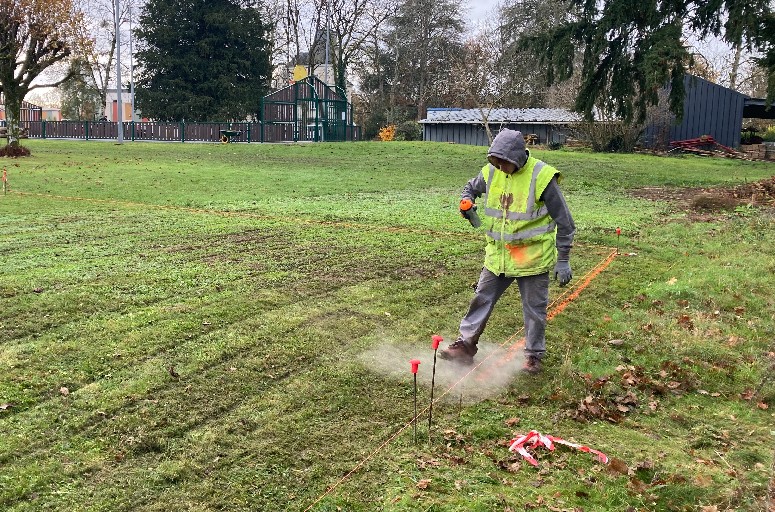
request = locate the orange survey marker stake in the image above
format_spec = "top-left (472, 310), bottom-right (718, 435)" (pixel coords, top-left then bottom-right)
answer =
top-left (428, 335), bottom-right (443, 442)
top-left (615, 227), bottom-right (621, 254)
top-left (409, 359), bottom-right (421, 444)
top-left (2, 168), bottom-right (7, 194)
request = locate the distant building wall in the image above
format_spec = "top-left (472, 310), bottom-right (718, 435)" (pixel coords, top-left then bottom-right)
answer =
top-left (105, 89), bottom-right (140, 121)
top-left (644, 75), bottom-right (745, 149)
top-left (0, 95), bottom-right (42, 122)
top-left (423, 123), bottom-right (570, 146)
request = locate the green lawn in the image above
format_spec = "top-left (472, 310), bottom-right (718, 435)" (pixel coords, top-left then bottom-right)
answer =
top-left (1, 140), bottom-right (773, 511)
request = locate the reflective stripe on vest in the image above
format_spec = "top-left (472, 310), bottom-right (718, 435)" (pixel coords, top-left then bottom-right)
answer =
top-left (483, 161), bottom-right (548, 221)
top-left (487, 221), bottom-right (557, 241)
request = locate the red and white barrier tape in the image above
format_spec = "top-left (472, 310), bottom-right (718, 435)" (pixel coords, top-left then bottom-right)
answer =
top-left (508, 430), bottom-right (609, 466)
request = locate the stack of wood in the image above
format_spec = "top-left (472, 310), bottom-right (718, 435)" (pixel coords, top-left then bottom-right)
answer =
top-left (669, 135), bottom-right (752, 159)
top-left (564, 137), bottom-right (586, 148)
top-left (740, 144), bottom-right (767, 160)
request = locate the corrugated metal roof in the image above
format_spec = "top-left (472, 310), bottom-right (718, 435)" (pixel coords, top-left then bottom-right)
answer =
top-left (419, 107), bottom-right (583, 124)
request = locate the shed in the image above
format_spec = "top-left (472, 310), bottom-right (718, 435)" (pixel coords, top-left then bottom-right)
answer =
top-left (643, 75), bottom-right (746, 149)
top-left (419, 107), bottom-right (582, 146)
top-left (261, 75), bottom-right (358, 143)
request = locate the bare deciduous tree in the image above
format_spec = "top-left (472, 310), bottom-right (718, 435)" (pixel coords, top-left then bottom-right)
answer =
top-left (75, 0), bottom-right (139, 117)
top-left (0, 0), bottom-right (89, 152)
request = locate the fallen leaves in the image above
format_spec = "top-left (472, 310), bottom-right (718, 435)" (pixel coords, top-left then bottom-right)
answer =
top-left (607, 457), bottom-right (629, 475)
top-left (676, 314), bottom-right (695, 330)
top-left (0, 403), bottom-right (12, 411)
top-left (568, 359), bottom-right (702, 423)
top-left (416, 478), bottom-right (431, 490)
top-left (496, 458), bottom-right (522, 473)
top-left (416, 457), bottom-right (440, 470)
top-left (59, 387), bottom-right (69, 396)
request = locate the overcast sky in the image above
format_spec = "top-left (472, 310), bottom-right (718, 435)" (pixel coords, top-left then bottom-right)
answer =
top-left (467, 0), bottom-right (500, 22)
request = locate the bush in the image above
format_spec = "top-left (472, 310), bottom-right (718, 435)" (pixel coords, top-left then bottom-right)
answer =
top-left (378, 125), bottom-right (396, 141)
top-left (548, 141), bottom-right (564, 150)
top-left (761, 126), bottom-right (775, 142)
top-left (571, 121), bottom-right (643, 153)
top-left (394, 121), bottom-right (422, 141)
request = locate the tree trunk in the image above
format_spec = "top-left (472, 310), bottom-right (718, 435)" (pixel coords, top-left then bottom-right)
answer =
top-left (729, 38), bottom-right (743, 91)
top-left (4, 92), bottom-right (22, 148)
top-left (335, 46), bottom-right (347, 92)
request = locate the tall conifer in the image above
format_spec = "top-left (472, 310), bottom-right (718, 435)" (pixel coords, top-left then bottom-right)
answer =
top-left (523, 0), bottom-right (775, 122)
top-left (134, 0), bottom-right (271, 121)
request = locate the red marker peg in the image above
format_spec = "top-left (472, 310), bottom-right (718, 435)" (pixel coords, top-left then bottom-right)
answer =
top-left (428, 335), bottom-right (442, 443)
top-left (615, 227), bottom-right (622, 254)
top-left (410, 359), bottom-right (421, 443)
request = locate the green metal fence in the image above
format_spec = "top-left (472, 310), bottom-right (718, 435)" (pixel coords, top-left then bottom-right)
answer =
top-left (15, 77), bottom-right (361, 144)
top-left (18, 118), bottom-right (360, 143)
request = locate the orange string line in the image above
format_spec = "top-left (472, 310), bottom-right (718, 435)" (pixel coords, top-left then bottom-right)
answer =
top-left (11, 192), bottom-right (603, 250)
top-left (11, 191), bottom-right (479, 240)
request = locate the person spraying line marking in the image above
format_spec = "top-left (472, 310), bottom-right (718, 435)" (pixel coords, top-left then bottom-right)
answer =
top-left (439, 129), bottom-right (576, 375)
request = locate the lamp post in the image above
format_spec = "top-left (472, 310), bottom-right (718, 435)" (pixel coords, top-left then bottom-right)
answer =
top-left (114, 0), bottom-right (123, 143)
top-left (324, 0), bottom-right (330, 85)
top-left (128, 1), bottom-right (135, 122)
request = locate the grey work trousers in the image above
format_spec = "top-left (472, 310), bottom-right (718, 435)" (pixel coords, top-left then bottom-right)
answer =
top-left (459, 268), bottom-right (550, 359)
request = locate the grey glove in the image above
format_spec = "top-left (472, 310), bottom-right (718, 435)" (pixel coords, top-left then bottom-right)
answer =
top-left (554, 260), bottom-right (572, 287)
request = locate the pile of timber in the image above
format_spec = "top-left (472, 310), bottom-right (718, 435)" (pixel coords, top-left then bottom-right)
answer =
top-left (669, 135), bottom-right (753, 160)
top-left (739, 143), bottom-right (772, 160)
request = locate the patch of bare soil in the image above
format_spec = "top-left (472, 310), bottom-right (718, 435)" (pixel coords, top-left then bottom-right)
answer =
top-left (630, 176), bottom-right (775, 215)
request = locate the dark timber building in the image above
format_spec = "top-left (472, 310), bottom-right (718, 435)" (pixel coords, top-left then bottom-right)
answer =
top-left (419, 108), bottom-right (582, 146)
top-left (643, 75), bottom-right (746, 149)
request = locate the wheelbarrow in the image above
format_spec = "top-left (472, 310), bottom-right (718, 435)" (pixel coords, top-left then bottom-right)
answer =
top-left (219, 129), bottom-right (242, 143)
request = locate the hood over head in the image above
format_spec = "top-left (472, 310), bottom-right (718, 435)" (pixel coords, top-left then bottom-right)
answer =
top-left (487, 129), bottom-right (528, 169)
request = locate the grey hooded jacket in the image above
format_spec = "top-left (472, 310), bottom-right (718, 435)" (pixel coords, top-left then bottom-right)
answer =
top-left (462, 129), bottom-right (576, 261)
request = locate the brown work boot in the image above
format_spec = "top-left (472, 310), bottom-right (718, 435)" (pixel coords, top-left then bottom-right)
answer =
top-left (522, 355), bottom-right (542, 375)
top-left (438, 339), bottom-right (476, 365)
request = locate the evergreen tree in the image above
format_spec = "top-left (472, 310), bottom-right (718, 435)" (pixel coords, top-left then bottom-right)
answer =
top-left (495, 0), bottom-right (577, 108)
top-left (134, 0), bottom-right (271, 121)
top-left (522, 0), bottom-right (775, 123)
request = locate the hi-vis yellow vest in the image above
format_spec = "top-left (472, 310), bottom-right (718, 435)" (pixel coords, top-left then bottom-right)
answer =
top-left (481, 156), bottom-right (559, 277)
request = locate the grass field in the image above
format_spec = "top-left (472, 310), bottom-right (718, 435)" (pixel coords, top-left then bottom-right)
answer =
top-left (1, 140), bottom-right (774, 511)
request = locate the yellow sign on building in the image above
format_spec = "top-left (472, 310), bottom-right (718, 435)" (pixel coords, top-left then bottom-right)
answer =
top-left (293, 65), bottom-right (308, 82)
